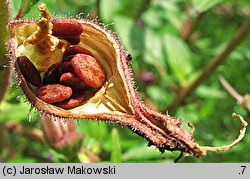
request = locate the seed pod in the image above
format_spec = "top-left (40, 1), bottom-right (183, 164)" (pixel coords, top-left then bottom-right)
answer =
top-left (8, 3), bottom-right (247, 158)
top-left (72, 54), bottom-right (106, 88)
top-left (17, 56), bottom-right (42, 87)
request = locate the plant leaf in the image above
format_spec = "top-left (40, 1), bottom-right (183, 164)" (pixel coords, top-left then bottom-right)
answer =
top-left (111, 128), bottom-right (121, 162)
top-left (100, 0), bottom-right (119, 22)
top-left (113, 16), bottom-right (134, 52)
top-left (196, 85), bottom-right (227, 99)
top-left (163, 33), bottom-right (193, 86)
top-left (146, 86), bottom-right (173, 111)
top-left (144, 29), bottom-right (167, 74)
top-left (122, 143), bottom-right (164, 161)
top-left (192, 0), bottom-right (223, 12)
top-left (15, 0), bottom-right (39, 19)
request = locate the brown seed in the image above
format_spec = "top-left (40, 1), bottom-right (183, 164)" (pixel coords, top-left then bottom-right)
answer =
top-left (71, 54), bottom-right (106, 88)
top-left (58, 61), bottom-right (74, 74)
top-left (63, 36), bottom-right (81, 45)
top-left (51, 19), bottom-right (83, 37)
top-left (62, 55), bottom-right (74, 62)
top-left (43, 64), bottom-right (60, 84)
top-left (60, 72), bottom-right (86, 90)
top-left (17, 56), bottom-right (42, 87)
top-left (36, 84), bottom-right (72, 103)
top-left (54, 93), bottom-right (85, 109)
top-left (63, 46), bottom-right (93, 59)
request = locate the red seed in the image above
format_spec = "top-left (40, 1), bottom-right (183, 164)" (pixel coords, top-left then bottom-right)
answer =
top-left (54, 93), bottom-right (85, 109)
top-left (60, 72), bottom-right (86, 90)
top-left (51, 19), bottom-right (83, 37)
top-left (17, 56), bottom-right (42, 87)
top-left (63, 46), bottom-right (93, 58)
top-left (71, 54), bottom-right (106, 88)
top-left (36, 84), bottom-right (72, 103)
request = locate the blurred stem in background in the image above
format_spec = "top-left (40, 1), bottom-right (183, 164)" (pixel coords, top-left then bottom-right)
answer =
top-left (181, 1), bottom-right (205, 42)
top-left (220, 76), bottom-right (250, 118)
top-left (134, 0), bottom-right (151, 22)
top-left (168, 17), bottom-right (250, 114)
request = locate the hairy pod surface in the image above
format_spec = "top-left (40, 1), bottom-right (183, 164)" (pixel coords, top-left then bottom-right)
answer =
top-left (8, 3), bottom-right (247, 158)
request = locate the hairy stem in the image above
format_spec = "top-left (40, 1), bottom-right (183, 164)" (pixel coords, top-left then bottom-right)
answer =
top-left (169, 18), bottom-right (250, 113)
top-left (0, 0), bottom-right (10, 102)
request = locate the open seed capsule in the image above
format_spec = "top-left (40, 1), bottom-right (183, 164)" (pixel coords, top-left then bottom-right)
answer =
top-left (8, 2), bottom-right (247, 158)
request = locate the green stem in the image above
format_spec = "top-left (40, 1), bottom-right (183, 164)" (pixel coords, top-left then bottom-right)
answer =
top-left (0, 0), bottom-right (11, 103)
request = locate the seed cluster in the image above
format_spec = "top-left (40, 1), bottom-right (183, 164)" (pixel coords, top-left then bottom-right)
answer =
top-left (17, 19), bottom-right (106, 109)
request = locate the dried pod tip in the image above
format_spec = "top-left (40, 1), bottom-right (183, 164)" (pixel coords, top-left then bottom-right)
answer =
top-left (9, 3), bottom-right (248, 158)
top-left (200, 113), bottom-right (247, 154)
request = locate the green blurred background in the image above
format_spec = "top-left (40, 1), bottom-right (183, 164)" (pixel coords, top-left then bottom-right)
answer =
top-left (0, 0), bottom-right (250, 163)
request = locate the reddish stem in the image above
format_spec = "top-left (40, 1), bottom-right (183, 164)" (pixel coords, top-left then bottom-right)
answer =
top-left (181, 1), bottom-right (205, 42)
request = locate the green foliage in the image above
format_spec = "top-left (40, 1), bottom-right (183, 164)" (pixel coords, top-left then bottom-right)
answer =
top-left (0, 0), bottom-right (11, 102)
top-left (192, 0), bottom-right (223, 12)
top-left (0, 0), bottom-right (250, 163)
top-left (111, 128), bottom-right (121, 162)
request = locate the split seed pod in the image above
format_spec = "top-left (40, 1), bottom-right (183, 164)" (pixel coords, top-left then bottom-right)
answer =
top-left (8, 3), bottom-right (247, 158)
